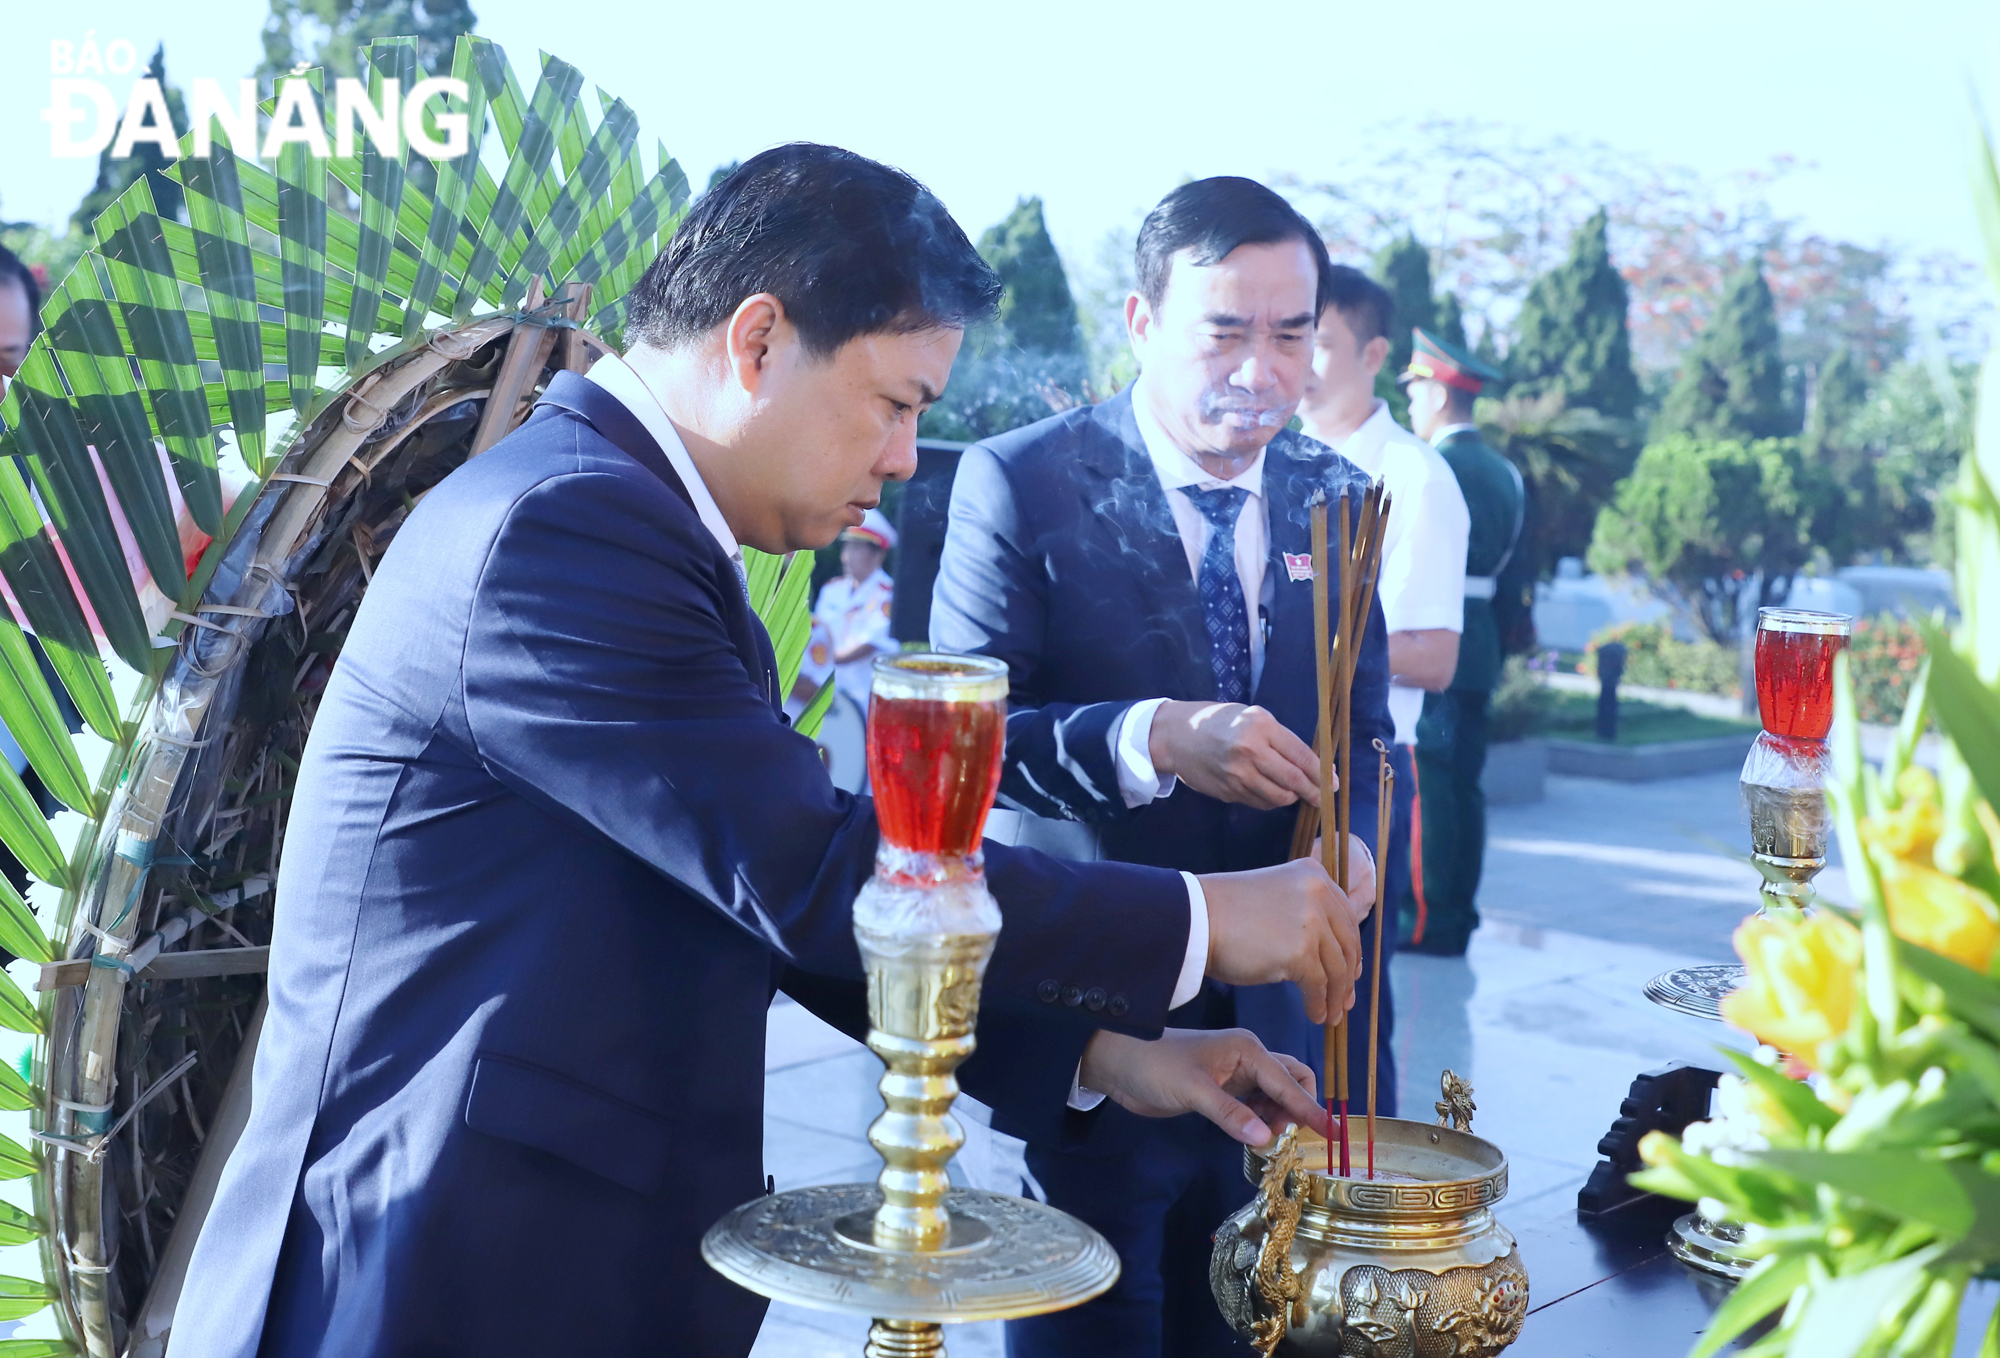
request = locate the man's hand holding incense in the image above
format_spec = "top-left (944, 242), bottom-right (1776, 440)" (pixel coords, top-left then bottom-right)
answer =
top-left (1198, 859), bottom-right (1362, 1025)
top-left (1078, 1028), bottom-right (1333, 1146)
top-left (1148, 701), bottom-right (1326, 810)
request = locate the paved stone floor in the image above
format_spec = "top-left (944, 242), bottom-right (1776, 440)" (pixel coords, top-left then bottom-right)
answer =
top-left (750, 769), bottom-right (1807, 1357)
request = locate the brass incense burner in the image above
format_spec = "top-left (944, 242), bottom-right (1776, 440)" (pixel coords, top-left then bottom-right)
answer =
top-left (703, 655), bottom-right (1117, 1356)
top-left (1210, 1073), bottom-right (1529, 1357)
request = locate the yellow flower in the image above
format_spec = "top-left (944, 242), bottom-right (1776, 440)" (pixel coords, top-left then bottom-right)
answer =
top-left (1875, 851), bottom-right (2000, 974)
top-left (1721, 912), bottom-right (1862, 1071)
top-left (1861, 766), bottom-right (1943, 861)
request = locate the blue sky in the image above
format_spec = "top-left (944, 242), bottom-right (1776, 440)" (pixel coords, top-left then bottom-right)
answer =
top-left (6, 0), bottom-right (1999, 292)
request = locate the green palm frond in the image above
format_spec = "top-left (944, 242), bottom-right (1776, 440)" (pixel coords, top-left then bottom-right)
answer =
top-left (0, 36), bottom-right (719, 1351)
top-left (744, 548), bottom-right (834, 739)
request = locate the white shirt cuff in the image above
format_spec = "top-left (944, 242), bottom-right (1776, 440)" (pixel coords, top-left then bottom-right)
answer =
top-left (1069, 870), bottom-right (1209, 1112)
top-left (1172, 870), bottom-right (1209, 1009)
top-left (1112, 697), bottom-right (1177, 808)
top-left (1067, 1069), bottom-right (1106, 1111)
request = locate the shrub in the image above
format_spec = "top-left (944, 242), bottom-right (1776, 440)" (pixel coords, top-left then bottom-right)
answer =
top-left (1582, 620), bottom-right (1741, 697)
top-left (1488, 655), bottom-right (1556, 742)
top-left (1845, 613), bottom-right (1927, 725)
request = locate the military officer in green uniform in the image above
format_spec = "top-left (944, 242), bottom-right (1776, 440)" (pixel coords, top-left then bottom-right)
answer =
top-left (1398, 329), bottom-right (1523, 955)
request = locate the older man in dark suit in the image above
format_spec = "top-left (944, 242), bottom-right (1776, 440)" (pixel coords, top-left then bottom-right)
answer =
top-left (167, 146), bottom-right (1365, 1358)
top-left (933, 177), bottom-right (1395, 1358)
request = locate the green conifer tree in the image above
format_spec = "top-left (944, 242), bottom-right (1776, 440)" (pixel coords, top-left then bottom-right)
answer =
top-left (71, 46), bottom-right (189, 233)
top-left (1374, 232), bottom-right (1435, 377)
top-left (1436, 292), bottom-right (1467, 349)
top-left (1507, 209), bottom-right (1639, 420)
top-left (1656, 263), bottom-right (1792, 441)
top-left (921, 198), bottom-right (1084, 442)
top-left (978, 197), bottom-right (1082, 357)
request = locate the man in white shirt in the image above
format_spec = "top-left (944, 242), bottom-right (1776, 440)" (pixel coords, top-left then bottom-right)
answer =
top-left (1298, 266), bottom-right (1469, 961)
top-left (933, 176), bottom-right (1391, 1358)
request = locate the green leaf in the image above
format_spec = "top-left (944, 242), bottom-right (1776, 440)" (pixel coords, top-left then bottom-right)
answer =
top-left (1722, 1048), bottom-right (1840, 1135)
top-left (1693, 1250), bottom-right (1812, 1358)
top-left (1756, 1149), bottom-right (1969, 1240)
top-left (0, 761), bottom-right (69, 889)
top-left (39, 261), bottom-right (189, 590)
top-left (0, 619), bottom-right (92, 815)
top-left (0, 1135), bottom-right (38, 1182)
top-left (1783, 1245), bottom-right (1943, 1358)
top-left (1974, 105), bottom-right (2000, 297)
top-left (1884, 657), bottom-right (1933, 805)
top-left (0, 364), bottom-right (156, 673)
top-left (0, 1201), bottom-right (47, 1247)
top-left (0, 448), bottom-right (119, 742)
top-left (93, 179), bottom-right (221, 533)
top-left (1915, 616), bottom-right (2000, 817)
top-left (0, 1056), bottom-right (34, 1112)
top-left (0, 1274), bottom-right (56, 1325)
top-left (795, 675), bottom-right (837, 743)
top-left (1898, 940), bottom-right (2000, 1045)
top-left (1944, 1160), bottom-right (2000, 1263)
top-left (0, 1340), bottom-right (75, 1357)
top-left (0, 877), bottom-right (52, 966)
top-left (1832, 652), bottom-right (1901, 1038)
top-left (0, 973), bottom-right (43, 1037)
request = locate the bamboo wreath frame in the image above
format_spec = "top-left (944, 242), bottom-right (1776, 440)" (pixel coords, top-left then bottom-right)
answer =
top-left (0, 38), bottom-right (832, 1357)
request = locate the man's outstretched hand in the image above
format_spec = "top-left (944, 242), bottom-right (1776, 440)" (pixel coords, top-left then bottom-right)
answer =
top-left (1198, 859), bottom-right (1363, 1025)
top-left (1148, 701), bottom-right (1327, 810)
top-left (1078, 1028), bottom-right (1332, 1146)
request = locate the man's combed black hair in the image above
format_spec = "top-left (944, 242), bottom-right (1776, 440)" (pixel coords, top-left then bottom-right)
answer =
top-left (1323, 265), bottom-right (1394, 346)
top-left (0, 245), bottom-right (42, 336)
top-left (624, 143), bottom-right (1002, 356)
top-left (1134, 177), bottom-right (1334, 315)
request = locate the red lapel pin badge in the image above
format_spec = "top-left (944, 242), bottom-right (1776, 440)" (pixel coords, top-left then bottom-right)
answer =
top-left (1282, 551), bottom-right (1315, 582)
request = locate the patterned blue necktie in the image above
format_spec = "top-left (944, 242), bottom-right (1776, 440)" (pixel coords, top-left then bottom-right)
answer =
top-left (1181, 486), bottom-right (1252, 703)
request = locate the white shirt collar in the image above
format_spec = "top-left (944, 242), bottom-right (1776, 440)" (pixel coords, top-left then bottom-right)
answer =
top-left (1333, 399), bottom-right (1402, 476)
top-left (584, 353), bottom-right (742, 565)
top-left (1130, 375), bottom-right (1265, 498)
top-left (1430, 421), bottom-right (1479, 444)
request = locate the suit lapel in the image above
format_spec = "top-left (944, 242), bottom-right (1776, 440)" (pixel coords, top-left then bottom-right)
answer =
top-left (1082, 393), bottom-right (1215, 700)
top-left (1256, 445), bottom-right (1318, 717)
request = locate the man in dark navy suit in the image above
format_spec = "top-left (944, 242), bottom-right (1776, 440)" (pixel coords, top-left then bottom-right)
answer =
top-left (169, 147), bottom-right (1370, 1358)
top-left (932, 178), bottom-right (1397, 1358)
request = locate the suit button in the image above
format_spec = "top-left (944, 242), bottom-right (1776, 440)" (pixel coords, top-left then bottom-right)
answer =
top-left (1036, 980), bottom-right (1060, 1004)
top-left (1107, 995), bottom-right (1129, 1018)
top-left (1061, 984), bottom-right (1084, 1008)
top-left (1084, 988), bottom-right (1107, 1013)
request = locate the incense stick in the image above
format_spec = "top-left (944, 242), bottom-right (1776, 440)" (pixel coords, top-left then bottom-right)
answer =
top-left (1368, 740), bottom-right (1391, 1179)
top-left (1308, 494), bottom-right (1337, 1171)
top-left (1332, 494), bottom-right (1359, 1178)
top-left (1296, 483), bottom-right (1393, 1177)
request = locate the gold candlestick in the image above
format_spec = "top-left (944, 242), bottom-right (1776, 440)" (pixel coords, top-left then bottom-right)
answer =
top-left (704, 654), bottom-right (1119, 1356)
top-left (1644, 608), bottom-right (1851, 1279)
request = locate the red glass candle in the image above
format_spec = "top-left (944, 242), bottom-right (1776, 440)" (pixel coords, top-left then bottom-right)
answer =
top-left (1754, 609), bottom-right (1851, 741)
top-left (867, 654), bottom-right (1007, 859)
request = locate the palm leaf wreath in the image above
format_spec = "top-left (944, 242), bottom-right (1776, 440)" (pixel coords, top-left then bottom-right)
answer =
top-left (0, 37), bottom-right (824, 1357)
